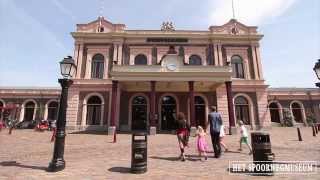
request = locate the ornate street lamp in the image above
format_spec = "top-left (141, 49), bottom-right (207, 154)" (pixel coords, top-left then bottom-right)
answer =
top-left (48, 56), bottom-right (76, 172)
top-left (313, 59), bottom-right (320, 87)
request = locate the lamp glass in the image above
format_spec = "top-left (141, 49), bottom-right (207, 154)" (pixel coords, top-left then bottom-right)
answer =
top-left (59, 56), bottom-right (76, 79)
top-left (314, 67), bottom-right (320, 80)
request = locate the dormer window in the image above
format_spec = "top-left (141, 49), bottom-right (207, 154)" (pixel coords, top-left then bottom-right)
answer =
top-left (189, 55), bottom-right (202, 65)
top-left (134, 54), bottom-right (148, 65)
top-left (98, 26), bottom-right (104, 32)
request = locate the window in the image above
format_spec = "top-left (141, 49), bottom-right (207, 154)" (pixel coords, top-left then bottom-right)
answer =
top-left (134, 54), bottom-right (148, 65)
top-left (189, 55), bottom-right (202, 65)
top-left (231, 55), bottom-right (244, 78)
top-left (91, 54), bottom-right (104, 79)
top-left (235, 96), bottom-right (250, 125)
top-left (86, 96), bottom-right (103, 125)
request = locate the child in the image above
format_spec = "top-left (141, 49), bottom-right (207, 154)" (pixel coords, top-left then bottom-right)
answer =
top-left (238, 121), bottom-right (252, 155)
top-left (196, 126), bottom-right (208, 161)
top-left (220, 124), bottom-right (229, 152)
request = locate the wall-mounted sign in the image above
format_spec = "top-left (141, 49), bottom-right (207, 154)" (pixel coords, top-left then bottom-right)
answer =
top-left (146, 38), bottom-right (188, 43)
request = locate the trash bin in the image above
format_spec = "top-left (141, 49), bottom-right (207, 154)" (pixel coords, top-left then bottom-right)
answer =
top-left (131, 132), bottom-right (147, 174)
top-left (251, 132), bottom-right (275, 175)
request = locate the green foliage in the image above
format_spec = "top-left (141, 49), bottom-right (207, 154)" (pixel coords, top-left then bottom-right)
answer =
top-left (306, 114), bottom-right (316, 126)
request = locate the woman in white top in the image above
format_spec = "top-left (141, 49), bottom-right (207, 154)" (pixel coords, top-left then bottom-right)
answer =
top-left (219, 124), bottom-right (229, 152)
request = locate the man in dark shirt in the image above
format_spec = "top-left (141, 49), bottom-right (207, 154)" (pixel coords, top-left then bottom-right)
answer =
top-left (208, 106), bottom-right (222, 158)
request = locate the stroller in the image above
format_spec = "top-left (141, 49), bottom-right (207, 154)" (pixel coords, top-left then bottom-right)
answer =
top-left (35, 120), bottom-right (49, 132)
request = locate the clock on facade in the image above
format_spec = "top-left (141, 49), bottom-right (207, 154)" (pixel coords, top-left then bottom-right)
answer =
top-left (166, 64), bottom-right (177, 71)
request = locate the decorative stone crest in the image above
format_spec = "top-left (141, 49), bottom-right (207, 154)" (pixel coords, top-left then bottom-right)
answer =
top-left (161, 21), bottom-right (175, 31)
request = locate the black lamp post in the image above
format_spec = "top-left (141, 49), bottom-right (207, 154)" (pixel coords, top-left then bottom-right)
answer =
top-left (48, 56), bottom-right (76, 172)
top-left (313, 59), bottom-right (320, 88)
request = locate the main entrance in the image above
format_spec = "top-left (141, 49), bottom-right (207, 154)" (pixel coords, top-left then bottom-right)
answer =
top-left (131, 96), bottom-right (147, 130)
top-left (195, 96), bottom-right (206, 128)
top-left (161, 96), bottom-right (176, 131)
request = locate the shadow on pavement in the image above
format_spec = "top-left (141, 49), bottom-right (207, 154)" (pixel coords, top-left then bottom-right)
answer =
top-left (149, 156), bottom-right (180, 161)
top-left (69, 131), bottom-right (107, 135)
top-left (0, 161), bottom-right (47, 171)
top-left (108, 167), bottom-right (131, 174)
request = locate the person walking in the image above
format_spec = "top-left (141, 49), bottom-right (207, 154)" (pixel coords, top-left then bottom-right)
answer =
top-left (196, 126), bottom-right (208, 161)
top-left (175, 112), bottom-right (190, 161)
top-left (208, 106), bottom-right (222, 158)
top-left (220, 124), bottom-right (229, 152)
top-left (238, 121), bottom-right (253, 155)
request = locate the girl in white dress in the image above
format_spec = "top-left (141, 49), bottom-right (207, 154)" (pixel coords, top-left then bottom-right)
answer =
top-left (220, 124), bottom-right (229, 152)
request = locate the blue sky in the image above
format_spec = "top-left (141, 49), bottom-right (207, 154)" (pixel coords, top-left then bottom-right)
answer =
top-left (0, 0), bottom-right (319, 87)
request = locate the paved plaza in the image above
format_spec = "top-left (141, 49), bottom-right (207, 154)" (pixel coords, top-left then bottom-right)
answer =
top-left (0, 127), bottom-right (319, 180)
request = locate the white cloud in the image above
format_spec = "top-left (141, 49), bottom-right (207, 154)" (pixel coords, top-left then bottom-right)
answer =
top-left (210, 0), bottom-right (298, 26)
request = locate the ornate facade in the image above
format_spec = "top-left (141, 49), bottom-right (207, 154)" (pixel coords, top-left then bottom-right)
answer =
top-left (1, 17), bottom-right (319, 134)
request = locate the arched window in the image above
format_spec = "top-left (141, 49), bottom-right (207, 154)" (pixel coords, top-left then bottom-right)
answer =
top-left (231, 55), bottom-right (244, 78)
top-left (86, 96), bottom-right (102, 125)
top-left (91, 54), bottom-right (105, 79)
top-left (24, 101), bottom-right (35, 121)
top-left (47, 101), bottom-right (58, 120)
top-left (134, 54), bottom-right (148, 65)
top-left (189, 55), bottom-right (202, 65)
top-left (235, 96), bottom-right (250, 125)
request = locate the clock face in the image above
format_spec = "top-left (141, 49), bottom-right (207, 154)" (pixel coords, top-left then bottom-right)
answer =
top-left (166, 64), bottom-right (177, 71)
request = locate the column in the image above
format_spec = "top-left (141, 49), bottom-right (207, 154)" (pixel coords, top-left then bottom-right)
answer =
top-left (251, 45), bottom-right (259, 80)
top-left (189, 81), bottom-right (197, 136)
top-left (255, 45), bottom-right (264, 80)
top-left (113, 44), bottom-right (118, 64)
top-left (75, 43), bottom-right (84, 79)
top-left (150, 81), bottom-right (156, 135)
top-left (108, 81), bottom-right (118, 136)
top-left (225, 81), bottom-right (236, 134)
top-left (84, 53), bottom-right (92, 79)
top-left (218, 44), bottom-right (223, 66)
top-left (213, 44), bottom-right (219, 66)
top-left (117, 43), bottom-right (123, 65)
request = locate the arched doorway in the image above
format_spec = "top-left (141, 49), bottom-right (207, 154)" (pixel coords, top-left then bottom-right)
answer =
top-left (195, 96), bottom-right (206, 128)
top-left (269, 102), bottom-right (281, 123)
top-left (0, 100), bottom-right (4, 121)
top-left (131, 96), bottom-right (148, 130)
top-left (86, 96), bottom-right (102, 125)
top-left (47, 101), bottom-right (58, 120)
top-left (24, 101), bottom-right (35, 121)
top-left (291, 102), bottom-right (303, 123)
top-left (235, 96), bottom-right (250, 125)
top-left (161, 96), bottom-right (177, 131)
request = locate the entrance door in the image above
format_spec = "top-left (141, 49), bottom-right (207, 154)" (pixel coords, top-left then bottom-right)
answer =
top-left (161, 96), bottom-right (177, 131)
top-left (24, 101), bottom-right (35, 121)
top-left (195, 96), bottom-right (206, 128)
top-left (132, 96), bottom-right (147, 130)
top-left (269, 102), bottom-right (281, 123)
top-left (292, 102), bottom-right (303, 123)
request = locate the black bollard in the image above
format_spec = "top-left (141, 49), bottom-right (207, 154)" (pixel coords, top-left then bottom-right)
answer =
top-left (312, 126), bottom-right (316, 137)
top-left (297, 128), bottom-right (302, 141)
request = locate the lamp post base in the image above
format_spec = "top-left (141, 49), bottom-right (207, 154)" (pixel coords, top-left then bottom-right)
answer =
top-left (47, 158), bottom-right (65, 172)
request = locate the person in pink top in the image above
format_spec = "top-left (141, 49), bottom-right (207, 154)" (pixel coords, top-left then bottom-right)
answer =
top-left (196, 126), bottom-right (208, 161)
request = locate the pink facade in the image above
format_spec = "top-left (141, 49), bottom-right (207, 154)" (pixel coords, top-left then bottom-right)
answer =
top-left (1, 17), bottom-right (319, 134)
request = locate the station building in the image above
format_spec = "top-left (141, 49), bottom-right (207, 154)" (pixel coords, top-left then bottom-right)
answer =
top-left (1, 17), bottom-right (319, 134)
